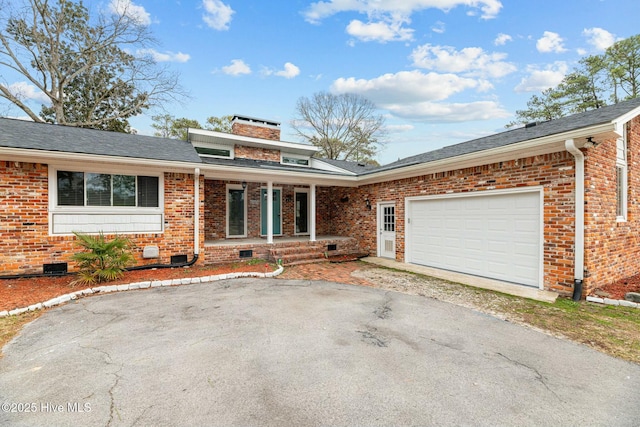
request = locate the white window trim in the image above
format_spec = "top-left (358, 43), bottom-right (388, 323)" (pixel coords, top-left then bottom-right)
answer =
top-left (281, 152), bottom-right (310, 167)
top-left (226, 184), bottom-right (247, 238)
top-left (294, 188), bottom-right (310, 236)
top-left (616, 130), bottom-right (628, 222)
top-left (194, 142), bottom-right (235, 159)
top-left (48, 166), bottom-right (164, 236)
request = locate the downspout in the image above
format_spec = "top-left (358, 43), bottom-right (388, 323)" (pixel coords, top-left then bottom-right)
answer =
top-left (565, 139), bottom-right (585, 300)
top-left (194, 168), bottom-right (200, 257)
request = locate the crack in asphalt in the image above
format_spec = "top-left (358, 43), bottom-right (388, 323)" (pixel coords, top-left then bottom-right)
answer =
top-left (357, 326), bottom-right (388, 347)
top-left (78, 344), bottom-right (124, 426)
top-left (374, 295), bottom-right (393, 319)
top-left (496, 352), bottom-right (563, 402)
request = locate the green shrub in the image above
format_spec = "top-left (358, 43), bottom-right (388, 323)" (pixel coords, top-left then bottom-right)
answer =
top-left (70, 232), bottom-right (134, 285)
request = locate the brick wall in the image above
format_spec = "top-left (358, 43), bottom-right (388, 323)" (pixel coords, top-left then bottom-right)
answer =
top-left (235, 145), bottom-right (281, 162)
top-left (584, 117), bottom-right (640, 291)
top-left (0, 163), bottom-right (204, 275)
top-left (325, 152), bottom-right (577, 295)
top-left (204, 180), bottom-right (314, 240)
top-left (231, 121), bottom-right (280, 141)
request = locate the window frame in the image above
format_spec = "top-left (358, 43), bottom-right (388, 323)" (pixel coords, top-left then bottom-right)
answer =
top-left (616, 129), bottom-right (628, 222)
top-left (226, 184), bottom-right (247, 238)
top-left (194, 143), bottom-right (234, 159)
top-left (281, 153), bottom-right (310, 167)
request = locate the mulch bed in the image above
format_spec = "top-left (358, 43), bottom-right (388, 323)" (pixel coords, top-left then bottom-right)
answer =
top-left (591, 274), bottom-right (640, 300)
top-left (0, 262), bottom-right (277, 312)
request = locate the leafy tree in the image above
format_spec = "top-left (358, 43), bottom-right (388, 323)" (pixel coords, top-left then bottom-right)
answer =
top-left (509, 34), bottom-right (640, 126)
top-left (152, 114), bottom-right (233, 140)
top-left (0, 0), bottom-right (183, 131)
top-left (206, 115), bottom-right (233, 133)
top-left (291, 92), bottom-right (386, 164)
top-left (606, 34), bottom-right (640, 102)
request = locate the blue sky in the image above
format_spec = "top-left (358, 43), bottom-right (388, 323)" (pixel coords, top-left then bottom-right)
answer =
top-left (3, 0), bottom-right (640, 164)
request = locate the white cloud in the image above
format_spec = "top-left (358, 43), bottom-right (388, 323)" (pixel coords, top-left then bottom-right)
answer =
top-left (536, 31), bottom-right (567, 53)
top-left (2, 82), bottom-right (50, 104)
top-left (275, 62), bottom-right (301, 79)
top-left (109, 0), bottom-right (151, 26)
top-left (431, 21), bottom-right (445, 34)
top-left (386, 124), bottom-right (415, 133)
top-left (331, 70), bottom-right (488, 104)
top-left (410, 44), bottom-right (516, 78)
top-left (137, 49), bottom-right (190, 63)
top-left (583, 27), bottom-right (617, 51)
top-left (303, 0), bottom-right (503, 24)
top-left (346, 19), bottom-right (414, 43)
top-left (202, 0), bottom-right (234, 30)
top-left (514, 62), bottom-right (568, 92)
top-left (222, 59), bottom-right (251, 76)
top-left (494, 33), bottom-right (512, 46)
top-left (383, 101), bottom-right (510, 122)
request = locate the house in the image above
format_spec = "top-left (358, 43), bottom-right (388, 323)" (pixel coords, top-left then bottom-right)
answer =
top-left (2, 97), bottom-right (640, 298)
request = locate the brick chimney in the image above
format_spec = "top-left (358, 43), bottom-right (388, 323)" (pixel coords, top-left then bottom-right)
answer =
top-left (231, 115), bottom-right (281, 141)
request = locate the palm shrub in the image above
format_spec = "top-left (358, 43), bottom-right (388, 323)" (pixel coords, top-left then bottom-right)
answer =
top-left (70, 232), bottom-right (134, 285)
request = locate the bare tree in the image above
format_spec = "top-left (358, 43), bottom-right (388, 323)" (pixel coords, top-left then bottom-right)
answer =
top-left (0, 0), bottom-right (185, 131)
top-left (291, 92), bottom-right (386, 164)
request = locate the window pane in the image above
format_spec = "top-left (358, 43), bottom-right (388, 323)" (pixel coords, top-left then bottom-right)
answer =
top-left (113, 175), bottom-right (136, 206)
top-left (137, 176), bottom-right (159, 207)
top-left (283, 156), bottom-right (309, 166)
top-left (195, 147), bottom-right (231, 157)
top-left (57, 171), bottom-right (84, 206)
top-left (296, 192), bottom-right (308, 233)
top-left (617, 166), bottom-right (624, 217)
top-left (86, 173), bottom-right (111, 206)
top-left (228, 189), bottom-right (245, 236)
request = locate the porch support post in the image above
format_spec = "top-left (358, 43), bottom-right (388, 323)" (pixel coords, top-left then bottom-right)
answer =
top-left (310, 184), bottom-right (316, 242)
top-left (267, 181), bottom-right (274, 244)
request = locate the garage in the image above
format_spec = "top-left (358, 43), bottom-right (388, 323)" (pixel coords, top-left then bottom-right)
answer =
top-left (406, 189), bottom-right (542, 287)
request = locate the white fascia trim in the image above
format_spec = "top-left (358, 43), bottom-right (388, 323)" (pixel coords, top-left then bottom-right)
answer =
top-left (359, 123), bottom-right (617, 185)
top-left (188, 128), bottom-right (319, 156)
top-left (612, 105), bottom-right (640, 134)
top-left (0, 148), bottom-right (198, 174)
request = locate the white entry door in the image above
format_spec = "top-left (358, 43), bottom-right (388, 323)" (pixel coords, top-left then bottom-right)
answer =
top-left (378, 203), bottom-right (396, 259)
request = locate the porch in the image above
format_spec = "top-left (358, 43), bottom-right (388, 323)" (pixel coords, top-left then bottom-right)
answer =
top-left (203, 235), bottom-right (365, 266)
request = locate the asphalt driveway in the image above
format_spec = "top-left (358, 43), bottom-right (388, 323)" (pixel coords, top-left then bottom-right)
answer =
top-left (1, 278), bottom-right (639, 426)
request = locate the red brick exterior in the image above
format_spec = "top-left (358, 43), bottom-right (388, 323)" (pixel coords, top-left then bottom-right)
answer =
top-left (204, 180), bottom-right (318, 239)
top-left (323, 152), bottom-right (578, 295)
top-left (232, 121), bottom-right (280, 141)
top-left (234, 145), bottom-right (281, 162)
top-left (584, 118), bottom-right (640, 291)
top-left (0, 162), bottom-right (204, 275)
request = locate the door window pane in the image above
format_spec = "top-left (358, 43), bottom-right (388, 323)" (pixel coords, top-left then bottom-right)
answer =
top-left (228, 189), bottom-right (245, 236)
top-left (296, 192), bottom-right (308, 233)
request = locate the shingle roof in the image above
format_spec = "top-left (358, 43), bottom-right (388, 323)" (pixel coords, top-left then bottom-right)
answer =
top-left (0, 118), bottom-right (202, 163)
top-left (2, 97), bottom-right (640, 176)
top-left (316, 158), bottom-right (379, 174)
top-left (363, 97), bottom-right (640, 175)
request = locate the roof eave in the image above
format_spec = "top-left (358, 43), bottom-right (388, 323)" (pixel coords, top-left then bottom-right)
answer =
top-left (357, 122), bottom-right (618, 185)
top-left (187, 128), bottom-right (319, 156)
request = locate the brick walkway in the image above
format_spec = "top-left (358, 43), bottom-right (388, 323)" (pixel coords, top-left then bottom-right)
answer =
top-left (276, 261), bottom-right (376, 287)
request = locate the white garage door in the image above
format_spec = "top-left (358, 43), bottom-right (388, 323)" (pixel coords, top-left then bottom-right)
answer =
top-left (407, 190), bottom-right (541, 287)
